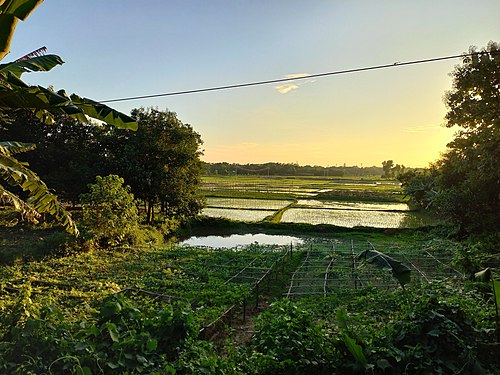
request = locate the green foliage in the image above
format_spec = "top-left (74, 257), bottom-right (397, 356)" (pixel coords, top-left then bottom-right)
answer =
top-left (0, 111), bottom-right (117, 204)
top-left (118, 107), bottom-right (204, 224)
top-left (204, 161), bottom-right (385, 178)
top-left (176, 338), bottom-right (244, 374)
top-left (0, 138), bottom-right (79, 234)
top-left (367, 282), bottom-right (494, 373)
top-left (247, 281), bottom-right (497, 374)
top-left (0, 0), bottom-right (43, 60)
top-left (398, 168), bottom-right (439, 209)
top-left (356, 248), bottom-right (411, 287)
top-left (80, 175), bottom-right (139, 246)
top-left (437, 42), bottom-right (499, 234)
top-left (0, 1), bottom-right (137, 234)
top-left (381, 160), bottom-right (407, 179)
top-left (335, 307), bottom-right (369, 370)
top-left (248, 299), bottom-right (335, 374)
top-left (126, 224), bottom-right (165, 245)
top-left (453, 233), bottom-right (500, 276)
top-left (0, 294), bottom-right (196, 373)
top-left (0, 234), bottom-right (498, 373)
top-left (397, 42), bottom-right (500, 236)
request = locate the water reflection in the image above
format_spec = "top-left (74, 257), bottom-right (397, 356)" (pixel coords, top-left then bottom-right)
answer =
top-left (180, 233), bottom-right (302, 248)
top-left (280, 208), bottom-right (440, 228)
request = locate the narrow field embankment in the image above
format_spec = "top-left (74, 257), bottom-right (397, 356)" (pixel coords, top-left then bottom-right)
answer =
top-left (263, 200), bottom-right (297, 223)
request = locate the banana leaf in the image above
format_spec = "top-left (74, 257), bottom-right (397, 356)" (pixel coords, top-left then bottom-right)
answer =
top-left (357, 248), bottom-right (411, 287)
top-left (0, 140), bottom-right (36, 155)
top-left (0, 150), bottom-right (78, 235)
top-left (474, 268), bottom-right (492, 282)
top-left (0, 0), bottom-right (44, 60)
top-left (0, 0), bottom-right (135, 234)
top-left (0, 54), bottom-right (64, 76)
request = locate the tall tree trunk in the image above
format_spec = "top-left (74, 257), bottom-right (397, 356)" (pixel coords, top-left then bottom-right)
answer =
top-left (146, 200), bottom-right (152, 224)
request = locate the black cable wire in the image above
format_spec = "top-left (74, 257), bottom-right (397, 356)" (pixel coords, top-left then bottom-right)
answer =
top-left (100, 51), bottom-right (498, 104)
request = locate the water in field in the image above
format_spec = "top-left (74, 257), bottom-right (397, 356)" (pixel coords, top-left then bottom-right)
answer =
top-left (295, 199), bottom-right (410, 211)
top-left (202, 207), bottom-right (271, 222)
top-left (181, 233), bottom-right (302, 248)
top-left (206, 197), bottom-right (292, 210)
top-left (202, 193), bottom-right (439, 228)
top-left (280, 208), bottom-right (438, 228)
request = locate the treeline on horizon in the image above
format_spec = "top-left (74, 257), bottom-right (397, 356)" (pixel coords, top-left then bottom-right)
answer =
top-left (202, 161), bottom-right (422, 178)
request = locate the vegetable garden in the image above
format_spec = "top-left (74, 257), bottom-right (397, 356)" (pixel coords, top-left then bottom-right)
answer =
top-left (1, 234), bottom-right (498, 373)
top-left (286, 239), bottom-right (462, 298)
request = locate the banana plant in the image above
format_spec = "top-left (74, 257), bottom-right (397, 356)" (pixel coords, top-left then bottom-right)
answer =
top-left (357, 248), bottom-right (411, 288)
top-left (0, 0), bottom-right (137, 234)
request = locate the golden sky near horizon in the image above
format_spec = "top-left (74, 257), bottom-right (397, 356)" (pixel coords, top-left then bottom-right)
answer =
top-left (10, 1), bottom-right (499, 168)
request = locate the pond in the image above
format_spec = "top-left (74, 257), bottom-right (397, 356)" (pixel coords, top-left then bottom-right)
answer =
top-left (180, 233), bottom-right (303, 248)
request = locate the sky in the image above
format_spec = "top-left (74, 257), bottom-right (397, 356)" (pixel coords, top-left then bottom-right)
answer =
top-left (8, 0), bottom-right (500, 168)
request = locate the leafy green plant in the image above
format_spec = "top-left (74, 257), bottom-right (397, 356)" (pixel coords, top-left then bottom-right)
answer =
top-left (0, 2), bottom-right (137, 234)
top-left (357, 248), bottom-right (411, 287)
top-left (250, 299), bottom-right (335, 374)
top-left (74, 294), bottom-right (196, 373)
top-left (335, 307), bottom-right (369, 370)
top-left (80, 175), bottom-right (139, 246)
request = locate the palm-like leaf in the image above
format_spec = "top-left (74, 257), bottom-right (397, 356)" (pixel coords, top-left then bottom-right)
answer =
top-left (0, 0), bottom-right (137, 234)
top-left (0, 140), bottom-right (36, 155)
top-left (0, 65), bottom-right (138, 130)
top-left (69, 93), bottom-right (138, 130)
top-left (0, 54), bottom-right (64, 76)
top-left (0, 183), bottom-right (40, 224)
top-left (0, 151), bottom-right (78, 234)
top-left (357, 248), bottom-right (411, 287)
top-left (0, 0), bottom-right (44, 60)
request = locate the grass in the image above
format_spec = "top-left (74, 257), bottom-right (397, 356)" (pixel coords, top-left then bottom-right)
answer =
top-left (0, 208), bottom-right (76, 264)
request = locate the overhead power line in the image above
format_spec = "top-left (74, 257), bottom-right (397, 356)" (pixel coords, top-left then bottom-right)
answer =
top-left (100, 51), bottom-right (498, 104)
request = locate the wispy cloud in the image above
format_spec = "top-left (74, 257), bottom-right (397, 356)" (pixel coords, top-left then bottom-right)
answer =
top-left (275, 84), bottom-right (299, 94)
top-left (274, 73), bottom-right (313, 94)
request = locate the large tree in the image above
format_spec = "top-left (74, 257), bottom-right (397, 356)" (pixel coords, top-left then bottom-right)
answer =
top-left (400, 42), bottom-right (499, 234)
top-left (435, 41), bottom-right (500, 233)
top-left (0, 110), bottom-right (112, 204)
top-left (0, 1), bottom-right (137, 234)
top-left (116, 108), bottom-right (204, 224)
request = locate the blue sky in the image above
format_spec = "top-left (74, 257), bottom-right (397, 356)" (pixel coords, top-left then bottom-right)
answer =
top-left (8, 0), bottom-right (500, 167)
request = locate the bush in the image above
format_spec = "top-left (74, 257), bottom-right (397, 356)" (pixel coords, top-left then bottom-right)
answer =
top-left (0, 294), bottom-right (196, 373)
top-left (126, 225), bottom-right (164, 245)
top-left (80, 175), bottom-right (139, 246)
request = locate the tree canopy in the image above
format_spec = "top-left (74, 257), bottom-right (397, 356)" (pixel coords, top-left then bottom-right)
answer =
top-left (118, 108), bottom-right (204, 224)
top-left (0, 0), bottom-right (137, 234)
top-left (400, 42), bottom-right (500, 234)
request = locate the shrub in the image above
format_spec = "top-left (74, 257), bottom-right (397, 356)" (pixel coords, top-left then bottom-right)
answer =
top-left (80, 175), bottom-right (139, 246)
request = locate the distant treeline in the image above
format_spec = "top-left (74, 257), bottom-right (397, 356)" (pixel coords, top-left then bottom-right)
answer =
top-left (203, 162), bottom-right (419, 177)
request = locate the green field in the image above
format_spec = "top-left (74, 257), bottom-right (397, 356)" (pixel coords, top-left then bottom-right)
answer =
top-left (1, 230), bottom-right (497, 373)
top-left (201, 175), bottom-right (403, 201)
top-left (200, 175), bottom-right (440, 228)
top-left (0, 175), bottom-right (496, 373)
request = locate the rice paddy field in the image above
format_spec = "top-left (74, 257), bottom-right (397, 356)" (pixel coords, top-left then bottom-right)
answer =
top-left (200, 175), bottom-right (441, 228)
